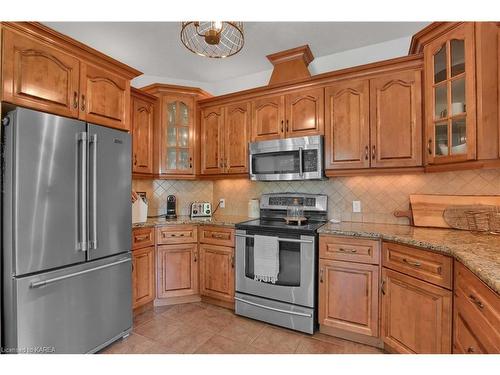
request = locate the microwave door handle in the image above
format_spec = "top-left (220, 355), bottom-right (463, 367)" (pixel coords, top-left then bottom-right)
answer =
top-left (299, 147), bottom-right (303, 176)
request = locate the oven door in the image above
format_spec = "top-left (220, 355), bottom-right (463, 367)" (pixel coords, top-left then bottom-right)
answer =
top-left (235, 229), bottom-right (316, 308)
top-left (248, 136), bottom-right (323, 181)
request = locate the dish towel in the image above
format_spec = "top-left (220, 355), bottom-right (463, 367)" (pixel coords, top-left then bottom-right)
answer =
top-left (253, 235), bottom-right (279, 284)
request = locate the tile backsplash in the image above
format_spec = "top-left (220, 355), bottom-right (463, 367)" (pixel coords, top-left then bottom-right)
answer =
top-left (134, 168), bottom-right (500, 224)
top-left (132, 179), bottom-right (213, 216)
top-left (212, 169), bottom-right (500, 225)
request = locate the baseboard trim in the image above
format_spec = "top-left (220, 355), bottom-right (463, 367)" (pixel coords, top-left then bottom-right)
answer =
top-left (319, 324), bottom-right (384, 349)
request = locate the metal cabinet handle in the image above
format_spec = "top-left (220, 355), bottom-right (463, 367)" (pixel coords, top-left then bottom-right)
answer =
top-left (381, 279), bottom-right (386, 295)
top-left (193, 252), bottom-right (197, 262)
top-left (467, 347), bottom-right (475, 353)
top-left (364, 145), bottom-right (369, 160)
top-left (134, 154), bottom-right (137, 166)
top-left (402, 258), bottom-right (421, 267)
top-left (73, 91), bottom-right (79, 109)
top-left (231, 254), bottom-right (235, 268)
top-left (134, 235), bottom-right (149, 241)
top-left (428, 139), bottom-right (433, 155)
top-left (339, 248), bottom-right (357, 253)
top-left (280, 120), bottom-right (284, 133)
top-left (372, 145), bottom-right (376, 160)
top-left (469, 294), bottom-right (484, 309)
top-left (320, 268), bottom-right (324, 283)
top-left (286, 119), bottom-right (289, 132)
top-left (81, 94), bottom-right (86, 112)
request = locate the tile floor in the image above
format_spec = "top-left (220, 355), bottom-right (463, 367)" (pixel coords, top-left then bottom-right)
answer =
top-left (100, 302), bottom-right (385, 354)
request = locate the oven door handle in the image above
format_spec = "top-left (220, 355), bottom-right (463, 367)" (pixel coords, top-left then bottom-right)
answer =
top-left (235, 297), bottom-right (312, 318)
top-left (235, 234), bottom-right (313, 244)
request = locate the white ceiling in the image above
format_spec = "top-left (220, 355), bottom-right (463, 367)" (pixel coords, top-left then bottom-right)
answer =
top-left (44, 22), bottom-right (429, 83)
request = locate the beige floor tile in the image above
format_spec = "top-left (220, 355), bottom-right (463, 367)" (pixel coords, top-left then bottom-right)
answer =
top-left (310, 332), bottom-right (384, 354)
top-left (295, 337), bottom-right (346, 354)
top-left (218, 316), bottom-right (267, 344)
top-left (133, 305), bottom-right (175, 328)
top-left (160, 302), bottom-right (208, 322)
top-left (154, 322), bottom-right (216, 353)
top-left (195, 334), bottom-right (267, 354)
top-left (99, 333), bottom-right (157, 354)
top-left (250, 325), bottom-right (303, 354)
top-left (184, 305), bottom-right (236, 332)
top-left (133, 315), bottom-right (183, 342)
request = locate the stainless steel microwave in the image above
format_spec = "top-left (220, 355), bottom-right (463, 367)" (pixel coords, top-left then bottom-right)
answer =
top-left (249, 135), bottom-right (326, 181)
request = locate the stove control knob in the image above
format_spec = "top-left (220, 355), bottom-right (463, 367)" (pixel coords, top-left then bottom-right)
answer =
top-left (193, 210), bottom-right (198, 214)
top-left (206, 209), bottom-right (211, 214)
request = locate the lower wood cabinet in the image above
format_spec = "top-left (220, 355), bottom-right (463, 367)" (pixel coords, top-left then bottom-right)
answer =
top-left (319, 259), bottom-right (380, 341)
top-left (381, 267), bottom-right (452, 353)
top-left (132, 246), bottom-right (155, 309)
top-left (199, 243), bottom-right (235, 304)
top-left (156, 243), bottom-right (198, 299)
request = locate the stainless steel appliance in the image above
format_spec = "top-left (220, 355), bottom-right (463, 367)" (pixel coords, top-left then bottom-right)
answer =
top-left (190, 202), bottom-right (212, 218)
top-left (249, 135), bottom-right (325, 181)
top-left (235, 193), bottom-right (327, 334)
top-left (166, 194), bottom-right (177, 219)
top-left (1, 108), bottom-right (132, 354)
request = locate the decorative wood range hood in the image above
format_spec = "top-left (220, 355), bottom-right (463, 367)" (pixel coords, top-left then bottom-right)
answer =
top-left (266, 44), bottom-right (314, 85)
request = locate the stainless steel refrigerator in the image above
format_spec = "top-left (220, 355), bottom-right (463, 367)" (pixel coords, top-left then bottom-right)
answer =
top-left (1, 107), bottom-right (132, 354)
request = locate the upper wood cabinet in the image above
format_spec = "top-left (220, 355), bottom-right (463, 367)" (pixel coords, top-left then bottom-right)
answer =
top-left (250, 88), bottom-right (324, 141)
top-left (370, 70), bottom-right (422, 168)
top-left (285, 87), bottom-right (324, 137)
top-left (200, 102), bottom-right (250, 175)
top-left (1, 27), bottom-right (81, 119)
top-left (79, 63), bottom-right (130, 131)
top-left (325, 80), bottom-right (370, 169)
top-left (200, 106), bottom-right (224, 175)
top-left (251, 94), bottom-right (285, 141)
top-left (1, 23), bottom-right (141, 130)
top-left (131, 88), bottom-right (155, 175)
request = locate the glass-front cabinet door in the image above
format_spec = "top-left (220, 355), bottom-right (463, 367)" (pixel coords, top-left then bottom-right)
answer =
top-left (161, 95), bottom-right (194, 174)
top-left (424, 23), bottom-right (476, 164)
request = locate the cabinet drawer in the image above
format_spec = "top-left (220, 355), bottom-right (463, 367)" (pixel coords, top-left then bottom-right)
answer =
top-left (132, 227), bottom-right (155, 250)
top-left (320, 235), bottom-right (380, 264)
top-left (454, 262), bottom-right (500, 342)
top-left (156, 225), bottom-right (197, 244)
top-left (198, 225), bottom-right (235, 247)
top-left (382, 242), bottom-right (452, 289)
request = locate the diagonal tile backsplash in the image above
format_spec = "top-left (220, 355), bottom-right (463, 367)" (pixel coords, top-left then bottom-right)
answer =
top-left (134, 168), bottom-right (500, 224)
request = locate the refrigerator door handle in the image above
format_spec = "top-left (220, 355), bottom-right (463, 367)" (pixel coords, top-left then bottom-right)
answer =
top-left (30, 257), bottom-right (131, 289)
top-left (78, 132), bottom-right (88, 252)
top-left (89, 133), bottom-right (98, 250)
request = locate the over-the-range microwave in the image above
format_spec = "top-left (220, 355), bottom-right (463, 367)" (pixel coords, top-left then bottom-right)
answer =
top-left (248, 135), bottom-right (326, 181)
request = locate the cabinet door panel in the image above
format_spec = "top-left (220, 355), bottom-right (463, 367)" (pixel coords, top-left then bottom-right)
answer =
top-left (381, 268), bottom-right (452, 354)
top-left (2, 28), bottom-right (80, 118)
top-left (319, 259), bottom-right (379, 337)
top-left (199, 244), bottom-right (235, 303)
top-left (285, 88), bottom-right (324, 137)
top-left (80, 63), bottom-right (130, 131)
top-left (325, 80), bottom-right (370, 169)
top-left (251, 95), bottom-right (285, 141)
top-left (370, 70), bottom-right (422, 168)
top-left (157, 244), bottom-right (198, 298)
top-left (200, 106), bottom-right (224, 174)
top-left (131, 94), bottom-right (154, 174)
top-left (132, 246), bottom-right (155, 309)
top-left (224, 102), bottom-right (250, 174)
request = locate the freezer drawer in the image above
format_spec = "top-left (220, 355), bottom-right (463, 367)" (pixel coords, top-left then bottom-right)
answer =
top-left (4, 254), bottom-right (132, 354)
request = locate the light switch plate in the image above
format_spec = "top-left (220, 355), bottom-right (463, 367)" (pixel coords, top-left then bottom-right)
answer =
top-left (352, 200), bottom-right (361, 213)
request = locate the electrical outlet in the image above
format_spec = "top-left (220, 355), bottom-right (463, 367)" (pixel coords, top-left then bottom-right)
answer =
top-left (219, 198), bottom-right (225, 209)
top-left (352, 200), bottom-right (361, 213)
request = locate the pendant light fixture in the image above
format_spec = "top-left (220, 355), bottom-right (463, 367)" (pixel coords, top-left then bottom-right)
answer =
top-left (180, 21), bottom-right (244, 58)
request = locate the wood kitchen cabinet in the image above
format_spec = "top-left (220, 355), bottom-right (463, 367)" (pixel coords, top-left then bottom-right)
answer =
top-left (132, 246), bottom-right (155, 309)
top-left (250, 88), bottom-right (323, 141)
top-left (156, 243), bottom-right (198, 299)
top-left (131, 88), bottom-right (156, 175)
top-left (199, 243), bottom-right (235, 304)
top-left (1, 23), bottom-right (140, 130)
top-left (200, 102), bottom-right (250, 175)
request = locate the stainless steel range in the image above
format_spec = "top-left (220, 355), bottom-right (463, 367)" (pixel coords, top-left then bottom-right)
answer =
top-left (235, 193), bottom-right (327, 334)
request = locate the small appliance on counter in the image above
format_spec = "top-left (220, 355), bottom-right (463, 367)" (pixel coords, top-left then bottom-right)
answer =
top-left (166, 195), bottom-right (177, 219)
top-left (132, 193), bottom-right (148, 224)
top-left (248, 198), bottom-right (260, 218)
top-left (190, 202), bottom-right (212, 218)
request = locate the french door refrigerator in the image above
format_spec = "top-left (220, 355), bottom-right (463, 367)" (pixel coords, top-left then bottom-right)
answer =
top-left (1, 107), bottom-right (132, 354)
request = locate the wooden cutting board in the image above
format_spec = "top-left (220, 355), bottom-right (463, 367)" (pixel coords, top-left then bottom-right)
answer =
top-left (409, 194), bottom-right (500, 228)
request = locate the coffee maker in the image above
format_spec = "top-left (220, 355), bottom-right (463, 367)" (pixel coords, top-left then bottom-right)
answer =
top-left (166, 195), bottom-right (177, 219)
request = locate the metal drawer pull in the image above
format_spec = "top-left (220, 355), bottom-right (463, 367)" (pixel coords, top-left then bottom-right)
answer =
top-left (235, 297), bottom-right (312, 318)
top-left (468, 294), bottom-right (484, 309)
top-left (467, 347), bottom-right (475, 353)
top-left (339, 247), bottom-right (357, 253)
top-left (236, 234), bottom-right (313, 244)
top-left (402, 258), bottom-right (421, 267)
top-left (134, 235), bottom-right (150, 241)
top-left (30, 258), bottom-right (130, 288)
top-left (212, 233), bottom-right (226, 239)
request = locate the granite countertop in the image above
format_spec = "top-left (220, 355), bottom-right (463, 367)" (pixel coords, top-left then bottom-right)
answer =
top-left (133, 215), bottom-right (252, 229)
top-left (318, 222), bottom-right (500, 295)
